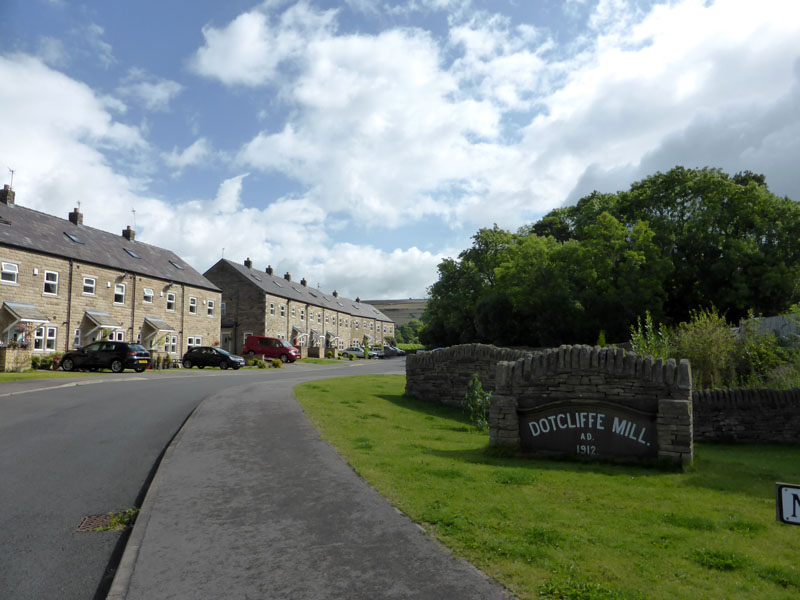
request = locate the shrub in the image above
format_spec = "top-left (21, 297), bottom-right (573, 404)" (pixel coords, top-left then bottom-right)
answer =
top-left (465, 373), bottom-right (492, 431)
top-left (348, 354), bottom-right (355, 361)
top-left (271, 359), bottom-right (282, 368)
top-left (326, 351), bottom-right (334, 359)
top-left (257, 359), bottom-right (267, 369)
top-left (630, 311), bottom-right (673, 360)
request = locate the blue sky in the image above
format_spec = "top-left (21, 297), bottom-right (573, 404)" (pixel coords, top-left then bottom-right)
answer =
top-left (2, 0), bottom-right (799, 299)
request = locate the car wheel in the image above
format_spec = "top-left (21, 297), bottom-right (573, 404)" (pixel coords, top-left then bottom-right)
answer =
top-left (280, 354), bottom-right (288, 363)
top-left (182, 359), bottom-right (192, 368)
top-left (220, 361), bottom-right (228, 370)
top-left (134, 366), bottom-right (146, 373)
top-left (233, 365), bottom-right (241, 370)
top-left (61, 357), bottom-right (74, 372)
top-left (110, 360), bottom-right (124, 373)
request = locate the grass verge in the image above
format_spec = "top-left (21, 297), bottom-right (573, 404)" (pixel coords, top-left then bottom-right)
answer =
top-left (0, 370), bottom-right (108, 383)
top-left (295, 375), bottom-right (800, 600)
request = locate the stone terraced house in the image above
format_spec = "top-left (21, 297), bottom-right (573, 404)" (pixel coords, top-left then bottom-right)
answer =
top-left (0, 185), bottom-right (221, 358)
top-left (204, 258), bottom-right (395, 355)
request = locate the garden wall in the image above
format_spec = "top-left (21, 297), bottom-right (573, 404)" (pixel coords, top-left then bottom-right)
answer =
top-left (405, 344), bottom-right (530, 408)
top-left (692, 388), bottom-right (800, 442)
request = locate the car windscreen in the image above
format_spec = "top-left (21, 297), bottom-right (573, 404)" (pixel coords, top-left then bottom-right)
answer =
top-left (215, 348), bottom-right (232, 356)
top-left (280, 340), bottom-right (295, 348)
top-left (129, 344), bottom-right (148, 353)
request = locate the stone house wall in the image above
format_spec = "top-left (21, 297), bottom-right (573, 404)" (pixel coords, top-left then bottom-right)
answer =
top-left (692, 388), bottom-right (800, 442)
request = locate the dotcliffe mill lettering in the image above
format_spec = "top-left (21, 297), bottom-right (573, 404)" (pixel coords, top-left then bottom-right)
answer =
top-left (528, 412), bottom-right (649, 445)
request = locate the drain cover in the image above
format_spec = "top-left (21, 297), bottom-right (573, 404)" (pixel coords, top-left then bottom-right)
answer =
top-left (76, 514), bottom-right (113, 532)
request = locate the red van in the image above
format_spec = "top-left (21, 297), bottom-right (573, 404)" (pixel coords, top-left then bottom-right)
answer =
top-left (243, 336), bottom-right (301, 363)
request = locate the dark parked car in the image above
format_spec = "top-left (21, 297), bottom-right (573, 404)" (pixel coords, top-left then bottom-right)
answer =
top-left (182, 346), bottom-right (245, 370)
top-left (61, 341), bottom-right (151, 373)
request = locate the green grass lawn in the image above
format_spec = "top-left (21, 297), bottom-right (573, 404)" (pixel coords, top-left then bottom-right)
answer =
top-left (0, 370), bottom-right (108, 383)
top-left (295, 375), bottom-right (800, 600)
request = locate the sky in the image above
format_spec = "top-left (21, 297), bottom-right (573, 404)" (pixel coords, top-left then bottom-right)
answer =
top-left (1, 0), bottom-right (799, 300)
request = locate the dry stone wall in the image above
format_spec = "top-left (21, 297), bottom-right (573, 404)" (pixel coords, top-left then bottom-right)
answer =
top-left (692, 388), bottom-right (800, 442)
top-left (405, 344), bottom-right (530, 408)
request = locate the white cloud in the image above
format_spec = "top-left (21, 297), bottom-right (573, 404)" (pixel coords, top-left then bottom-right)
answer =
top-left (36, 36), bottom-right (69, 68)
top-left (84, 23), bottom-right (114, 68)
top-left (162, 137), bottom-right (213, 173)
top-left (189, 1), bottom-right (337, 87)
top-left (117, 68), bottom-right (183, 111)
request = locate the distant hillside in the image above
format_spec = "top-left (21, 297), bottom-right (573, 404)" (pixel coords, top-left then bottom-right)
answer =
top-left (363, 299), bottom-right (428, 327)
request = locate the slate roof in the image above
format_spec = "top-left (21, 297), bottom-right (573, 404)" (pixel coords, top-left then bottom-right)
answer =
top-left (212, 259), bottom-right (393, 323)
top-left (0, 202), bottom-right (219, 292)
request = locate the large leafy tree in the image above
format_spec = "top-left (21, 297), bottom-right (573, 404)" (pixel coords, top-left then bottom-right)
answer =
top-left (422, 167), bottom-right (800, 348)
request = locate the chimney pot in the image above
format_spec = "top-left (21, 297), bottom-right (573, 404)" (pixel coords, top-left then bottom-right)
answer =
top-left (244, 258), bottom-right (252, 269)
top-left (68, 208), bottom-right (83, 225)
top-left (301, 278), bottom-right (307, 287)
top-left (0, 185), bottom-right (14, 206)
top-left (284, 272), bottom-right (291, 281)
top-left (333, 290), bottom-right (338, 297)
top-left (356, 297), bottom-right (361, 303)
top-left (265, 265), bottom-right (273, 275)
top-left (122, 225), bottom-right (135, 241)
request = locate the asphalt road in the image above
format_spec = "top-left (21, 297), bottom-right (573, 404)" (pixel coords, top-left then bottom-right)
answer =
top-left (0, 360), bottom-right (403, 600)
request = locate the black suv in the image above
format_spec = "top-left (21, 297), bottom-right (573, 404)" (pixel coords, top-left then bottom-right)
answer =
top-left (61, 341), bottom-right (151, 373)
top-left (182, 346), bottom-right (245, 370)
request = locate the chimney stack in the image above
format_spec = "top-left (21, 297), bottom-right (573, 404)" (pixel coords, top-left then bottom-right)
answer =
top-left (333, 290), bottom-right (338, 297)
top-left (284, 272), bottom-right (292, 282)
top-left (68, 207), bottom-right (83, 225)
top-left (244, 257), bottom-right (252, 269)
top-left (0, 185), bottom-right (14, 206)
top-left (356, 297), bottom-right (361, 303)
top-left (301, 278), bottom-right (307, 287)
top-left (122, 225), bottom-right (135, 241)
top-left (266, 265), bottom-right (274, 275)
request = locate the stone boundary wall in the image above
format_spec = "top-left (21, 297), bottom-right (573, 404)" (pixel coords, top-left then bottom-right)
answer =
top-left (492, 345), bottom-right (693, 464)
top-left (692, 388), bottom-right (800, 442)
top-left (405, 344), bottom-right (529, 408)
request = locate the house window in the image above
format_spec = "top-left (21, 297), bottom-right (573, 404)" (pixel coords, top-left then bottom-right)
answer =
top-left (355, 320), bottom-right (359, 329)
top-left (280, 305), bottom-right (286, 317)
top-left (189, 297), bottom-right (197, 315)
top-left (143, 288), bottom-right (154, 304)
top-left (83, 277), bottom-right (96, 295)
top-left (300, 309), bottom-right (305, 320)
top-left (0, 261), bottom-right (18, 284)
top-left (208, 300), bottom-right (215, 316)
top-left (187, 336), bottom-right (201, 347)
top-left (164, 335), bottom-right (177, 353)
top-left (370, 322), bottom-right (374, 330)
top-left (114, 283), bottom-right (126, 304)
top-left (317, 314), bottom-right (321, 324)
top-left (244, 332), bottom-right (253, 344)
top-left (221, 302), bottom-right (226, 316)
top-left (309, 310), bottom-right (313, 320)
top-left (43, 271), bottom-right (58, 295)
top-left (270, 303), bottom-right (275, 316)
top-left (346, 319), bottom-right (349, 327)
top-left (73, 328), bottom-right (81, 348)
top-left (112, 330), bottom-right (124, 342)
top-left (33, 326), bottom-right (57, 351)
top-left (325, 315), bottom-right (329, 324)
top-left (167, 292), bottom-right (176, 311)
top-left (291, 307), bottom-right (296, 317)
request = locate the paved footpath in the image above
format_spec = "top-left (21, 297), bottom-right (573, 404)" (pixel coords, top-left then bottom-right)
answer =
top-left (108, 372), bottom-right (513, 599)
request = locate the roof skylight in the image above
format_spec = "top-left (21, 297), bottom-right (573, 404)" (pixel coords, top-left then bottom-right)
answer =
top-left (64, 232), bottom-right (84, 244)
top-left (169, 260), bottom-right (184, 270)
top-left (124, 248), bottom-right (141, 259)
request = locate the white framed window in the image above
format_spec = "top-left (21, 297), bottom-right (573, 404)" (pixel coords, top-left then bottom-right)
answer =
top-left (43, 270), bottom-right (59, 295)
top-left (83, 277), bottom-right (96, 295)
top-left (243, 331), bottom-right (253, 344)
top-left (270, 303), bottom-right (275, 316)
top-left (309, 310), bottom-right (313, 320)
top-left (164, 335), bottom-right (178, 353)
top-left (167, 292), bottom-right (176, 311)
top-left (370, 322), bottom-right (374, 330)
top-left (73, 328), bottom-right (81, 348)
top-left (114, 283), bottom-right (126, 304)
top-left (317, 313), bottom-right (321, 324)
top-left (207, 300), bottom-right (215, 316)
top-left (189, 297), bottom-right (197, 315)
top-left (33, 326), bottom-right (57, 351)
top-left (187, 336), bottom-right (201, 347)
top-left (291, 307), bottom-right (296, 317)
top-left (143, 288), bottom-right (154, 304)
top-left (325, 315), bottom-right (329, 324)
top-left (221, 302), bottom-right (226, 316)
top-left (0, 261), bottom-right (18, 284)
top-left (112, 330), bottom-right (124, 342)
top-left (355, 320), bottom-right (359, 329)
top-left (346, 319), bottom-right (349, 327)
top-left (280, 305), bottom-right (286, 317)
top-left (300, 309), bottom-right (305, 320)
